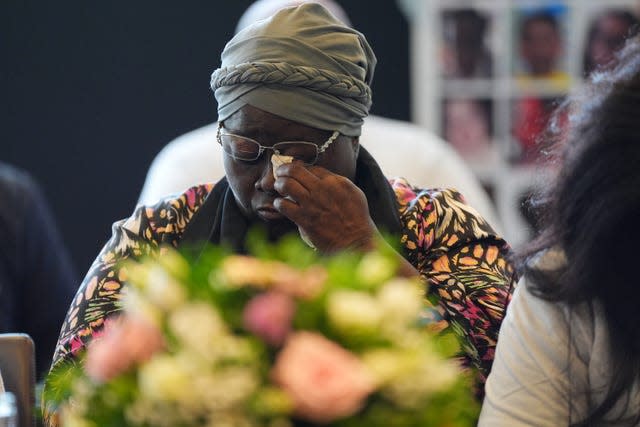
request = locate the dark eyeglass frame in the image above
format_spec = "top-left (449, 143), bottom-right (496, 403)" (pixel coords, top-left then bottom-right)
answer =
top-left (216, 123), bottom-right (340, 165)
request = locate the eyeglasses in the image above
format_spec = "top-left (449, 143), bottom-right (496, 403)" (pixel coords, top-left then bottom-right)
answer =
top-left (217, 123), bottom-right (340, 165)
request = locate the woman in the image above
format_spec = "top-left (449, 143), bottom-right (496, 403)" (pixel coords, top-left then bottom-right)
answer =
top-left (582, 8), bottom-right (638, 76)
top-left (480, 36), bottom-right (640, 426)
top-left (47, 4), bottom-right (514, 421)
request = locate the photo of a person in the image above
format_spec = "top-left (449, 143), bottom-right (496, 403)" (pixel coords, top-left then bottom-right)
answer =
top-left (583, 8), bottom-right (639, 76)
top-left (442, 98), bottom-right (493, 161)
top-left (514, 5), bottom-right (569, 85)
top-left (441, 8), bottom-right (493, 79)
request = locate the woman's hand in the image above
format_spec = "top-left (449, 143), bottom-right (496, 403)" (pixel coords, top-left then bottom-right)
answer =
top-left (272, 162), bottom-right (377, 253)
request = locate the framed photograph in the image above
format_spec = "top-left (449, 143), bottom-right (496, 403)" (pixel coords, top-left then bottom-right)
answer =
top-left (440, 7), bottom-right (495, 79)
top-left (441, 97), bottom-right (494, 162)
top-left (512, 2), bottom-right (570, 86)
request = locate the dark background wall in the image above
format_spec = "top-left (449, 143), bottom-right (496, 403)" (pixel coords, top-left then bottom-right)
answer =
top-left (2, 1), bottom-right (410, 275)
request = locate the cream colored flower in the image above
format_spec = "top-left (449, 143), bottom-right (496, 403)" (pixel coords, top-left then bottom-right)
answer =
top-left (168, 302), bottom-right (228, 362)
top-left (196, 366), bottom-right (259, 412)
top-left (217, 255), bottom-right (327, 299)
top-left (379, 348), bottom-right (461, 409)
top-left (60, 407), bottom-right (96, 427)
top-left (355, 251), bottom-right (396, 286)
top-left (145, 265), bottom-right (187, 311)
top-left (377, 278), bottom-right (424, 324)
top-left (138, 354), bottom-right (193, 402)
top-left (218, 256), bottom-right (274, 287)
top-left (326, 290), bottom-right (382, 335)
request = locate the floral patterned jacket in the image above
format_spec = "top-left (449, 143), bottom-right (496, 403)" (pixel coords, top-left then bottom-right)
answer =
top-left (50, 178), bottom-right (515, 416)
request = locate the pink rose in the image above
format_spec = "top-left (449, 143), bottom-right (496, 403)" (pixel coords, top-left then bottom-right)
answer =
top-left (243, 291), bottom-right (295, 346)
top-left (271, 332), bottom-right (375, 424)
top-left (85, 315), bottom-right (164, 382)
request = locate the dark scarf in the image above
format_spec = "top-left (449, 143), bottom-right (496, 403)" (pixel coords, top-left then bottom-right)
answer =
top-left (179, 147), bottom-right (402, 256)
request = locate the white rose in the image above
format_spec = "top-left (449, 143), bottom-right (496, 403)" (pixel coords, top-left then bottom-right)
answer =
top-left (381, 348), bottom-right (461, 408)
top-left (355, 252), bottom-right (396, 286)
top-left (145, 265), bottom-right (187, 311)
top-left (377, 278), bottom-right (424, 324)
top-left (195, 366), bottom-right (259, 412)
top-left (327, 291), bottom-right (381, 335)
top-left (412, 347), bottom-right (460, 394)
top-left (138, 354), bottom-right (193, 403)
top-left (168, 302), bottom-right (227, 362)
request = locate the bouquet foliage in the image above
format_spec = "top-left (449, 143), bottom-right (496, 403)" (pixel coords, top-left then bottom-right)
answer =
top-left (45, 234), bottom-right (479, 427)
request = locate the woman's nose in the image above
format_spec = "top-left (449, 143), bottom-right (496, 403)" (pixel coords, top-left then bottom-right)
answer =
top-left (254, 154), bottom-right (277, 193)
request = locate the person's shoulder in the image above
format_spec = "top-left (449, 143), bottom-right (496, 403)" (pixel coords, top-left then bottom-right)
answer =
top-left (390, 177), bottom-right (501, 245)
top-left (517, 248), bottom-right (598, 345)
top-left (389, 177), bottom-right (469, 208)
top-left (140, 183), bottom-right (215, 213)
top-left (121, 183), bottom-right (216, 244)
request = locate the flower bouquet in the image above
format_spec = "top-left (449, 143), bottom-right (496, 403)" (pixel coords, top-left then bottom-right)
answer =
top-left (44, 235), bottom-right (479, 427)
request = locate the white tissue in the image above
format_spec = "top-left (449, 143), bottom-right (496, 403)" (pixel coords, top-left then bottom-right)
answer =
top-left (271, 153), bottom-right (294, 179)
top-left (270, 154), bottom-right (316, 249)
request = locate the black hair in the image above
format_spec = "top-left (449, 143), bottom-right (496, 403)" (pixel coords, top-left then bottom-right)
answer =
top-left (451, 8), bottom-right (488, 35)
top-left (519, 11), bottom-right (559, 42)
top-left (519, 35), bottom-right (640, 426)
top-left (582, 9), bottom-right (639, 76)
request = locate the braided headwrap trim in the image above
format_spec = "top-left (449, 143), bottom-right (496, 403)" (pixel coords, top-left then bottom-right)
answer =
top-left (211, 61), bottom-right (372, 106)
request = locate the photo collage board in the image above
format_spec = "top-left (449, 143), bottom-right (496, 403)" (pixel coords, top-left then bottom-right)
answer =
top-left (406, 0), bottom-right (640, 245)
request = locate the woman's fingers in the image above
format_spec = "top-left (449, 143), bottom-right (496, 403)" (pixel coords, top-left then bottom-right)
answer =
top-left (273, 161), bottom-right (376, 253)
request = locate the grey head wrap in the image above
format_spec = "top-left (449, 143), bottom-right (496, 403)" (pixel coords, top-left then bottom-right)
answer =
top-left (210, 2), bottom-right (376, 137)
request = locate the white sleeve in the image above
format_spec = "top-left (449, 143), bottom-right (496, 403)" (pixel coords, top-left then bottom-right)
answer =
top-left (478, 283), bottom-right (587, 426)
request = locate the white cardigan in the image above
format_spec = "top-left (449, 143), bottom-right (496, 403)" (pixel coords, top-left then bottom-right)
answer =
top-left (479, 262), bottom-right (640, 426)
